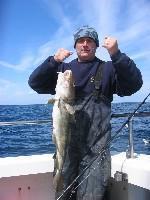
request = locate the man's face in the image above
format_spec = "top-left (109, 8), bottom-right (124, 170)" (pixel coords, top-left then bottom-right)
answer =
top-left (75, 37), bottom-right (97, 62)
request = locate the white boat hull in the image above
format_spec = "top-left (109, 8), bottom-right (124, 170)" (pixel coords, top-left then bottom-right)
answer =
top-left (0, 153), bottom-right (149, 200)
top-left (0, 172), bottom-right (54, 200)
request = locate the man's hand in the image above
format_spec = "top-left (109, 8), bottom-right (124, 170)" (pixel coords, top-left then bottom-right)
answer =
top-left (54, 48), bottom-right (73, 62)
top-left (102, 36), bottom-right (119, 56)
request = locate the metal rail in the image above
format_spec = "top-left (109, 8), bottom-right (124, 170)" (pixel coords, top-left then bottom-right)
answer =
top-left (0, 112), bottom-right (149, 126)
top-left (112, 112), bottom-right (150, 158)
top-left (111, 111), bottom-right (150, 118)
top-left (0, 119), bottom-right (51, 126)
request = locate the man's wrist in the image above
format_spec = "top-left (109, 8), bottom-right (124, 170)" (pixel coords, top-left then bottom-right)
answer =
top-left (46, 56), bottom-right (62, 66)
top-left (53, 56), bottom-right (62, 64)
top-left (110, 49), bottom-right (121, 62)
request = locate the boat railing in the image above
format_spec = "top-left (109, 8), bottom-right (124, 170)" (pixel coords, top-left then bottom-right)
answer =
top-left (0, 119), bottom-right (51, 126)
top-left (112, 112), bottom-right (150, 158)
top-left (0, 111), bottom-right (150, 159)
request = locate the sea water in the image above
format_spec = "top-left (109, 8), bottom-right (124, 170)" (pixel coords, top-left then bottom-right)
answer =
top-left (0, 102), bottom-right (149, 157)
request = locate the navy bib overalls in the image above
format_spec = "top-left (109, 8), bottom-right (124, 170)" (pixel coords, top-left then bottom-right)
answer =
top-left (55, 63), bottom-right (111, 200)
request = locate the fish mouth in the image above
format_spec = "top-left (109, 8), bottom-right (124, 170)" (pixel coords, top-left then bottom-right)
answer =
top-left (64, 70), bottom-right (73, 81)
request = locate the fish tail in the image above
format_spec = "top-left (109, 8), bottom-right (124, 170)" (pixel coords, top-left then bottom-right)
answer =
top-left (53, 170), bottom-right (64, 191)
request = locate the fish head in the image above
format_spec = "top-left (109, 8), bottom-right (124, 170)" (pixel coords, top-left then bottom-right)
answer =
top-left (55, 70), bottom-right (75, 101)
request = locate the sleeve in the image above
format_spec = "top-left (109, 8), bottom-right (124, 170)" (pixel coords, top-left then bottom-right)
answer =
top-left (28, 56), bottom-right (61, 94)
top-left (111, 50), bottom-right (143, 96)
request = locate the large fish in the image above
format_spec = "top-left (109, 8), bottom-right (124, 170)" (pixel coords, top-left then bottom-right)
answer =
top-left (52, 70), bottom-right (75, 191)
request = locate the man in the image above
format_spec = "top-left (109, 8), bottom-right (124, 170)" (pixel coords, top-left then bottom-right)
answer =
top-left (28, 25), bottom-right (143, 200)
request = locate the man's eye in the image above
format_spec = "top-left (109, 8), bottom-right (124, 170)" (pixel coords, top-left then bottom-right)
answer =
top-left (78, 39), bottom-right (84, 43)
top-left (78, 39), bottom-right (93, 43)
top-left (87, 39), bottom-right (92, 43)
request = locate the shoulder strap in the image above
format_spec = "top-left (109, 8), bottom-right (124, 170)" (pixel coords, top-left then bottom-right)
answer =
top-left (94, 61), bottom-right (105, 90)
top-left (93, 61), bottom-right (111, 104)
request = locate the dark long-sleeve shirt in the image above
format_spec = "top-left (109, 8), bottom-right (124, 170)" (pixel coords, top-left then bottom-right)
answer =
top-left (28, 50), bottom-right (143, 102)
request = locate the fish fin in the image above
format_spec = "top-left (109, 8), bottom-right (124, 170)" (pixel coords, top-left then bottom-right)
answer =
top-left (58, 99), bottom-right (61, 108)
top-left (52, 134), bottom-right (56, 144)
top-left (65, 103), bottom-right (75, 115)
top-left (47, 98), bottom-right (55, 104)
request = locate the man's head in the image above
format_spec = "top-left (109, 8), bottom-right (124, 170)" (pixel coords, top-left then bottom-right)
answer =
top-left (73, 26), bottom-right (99, 62)
top-left (74, 25), bottom-right (99, 48)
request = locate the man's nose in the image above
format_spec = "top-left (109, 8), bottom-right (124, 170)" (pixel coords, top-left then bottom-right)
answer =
top-left (83, 40), bottom-right (88, 45)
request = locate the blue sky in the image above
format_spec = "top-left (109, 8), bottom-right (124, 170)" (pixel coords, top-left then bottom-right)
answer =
top-left (0, 0), bottom-right (150, 105)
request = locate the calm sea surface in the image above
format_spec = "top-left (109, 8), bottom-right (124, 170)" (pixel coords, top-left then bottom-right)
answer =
top-left (0, 102), bottom-right (150, 157)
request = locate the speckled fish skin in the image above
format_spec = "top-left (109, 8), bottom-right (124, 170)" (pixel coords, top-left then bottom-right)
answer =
top-left (52, 70), bottom-right (75, 191)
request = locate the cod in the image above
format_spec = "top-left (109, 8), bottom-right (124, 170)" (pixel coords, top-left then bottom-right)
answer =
top-left (52, 70), bottom-right (75, 192)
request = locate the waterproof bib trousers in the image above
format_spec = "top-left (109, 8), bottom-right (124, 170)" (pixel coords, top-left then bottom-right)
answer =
top-left (55, 64), bottom-right (111, 200)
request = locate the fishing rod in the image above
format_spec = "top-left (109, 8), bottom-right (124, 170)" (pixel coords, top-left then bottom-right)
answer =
top-left (57, 92), bottom-right (150, 200)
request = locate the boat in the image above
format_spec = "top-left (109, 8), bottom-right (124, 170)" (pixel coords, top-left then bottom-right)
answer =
top-left (0, 111), bottom-right (150, 200)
